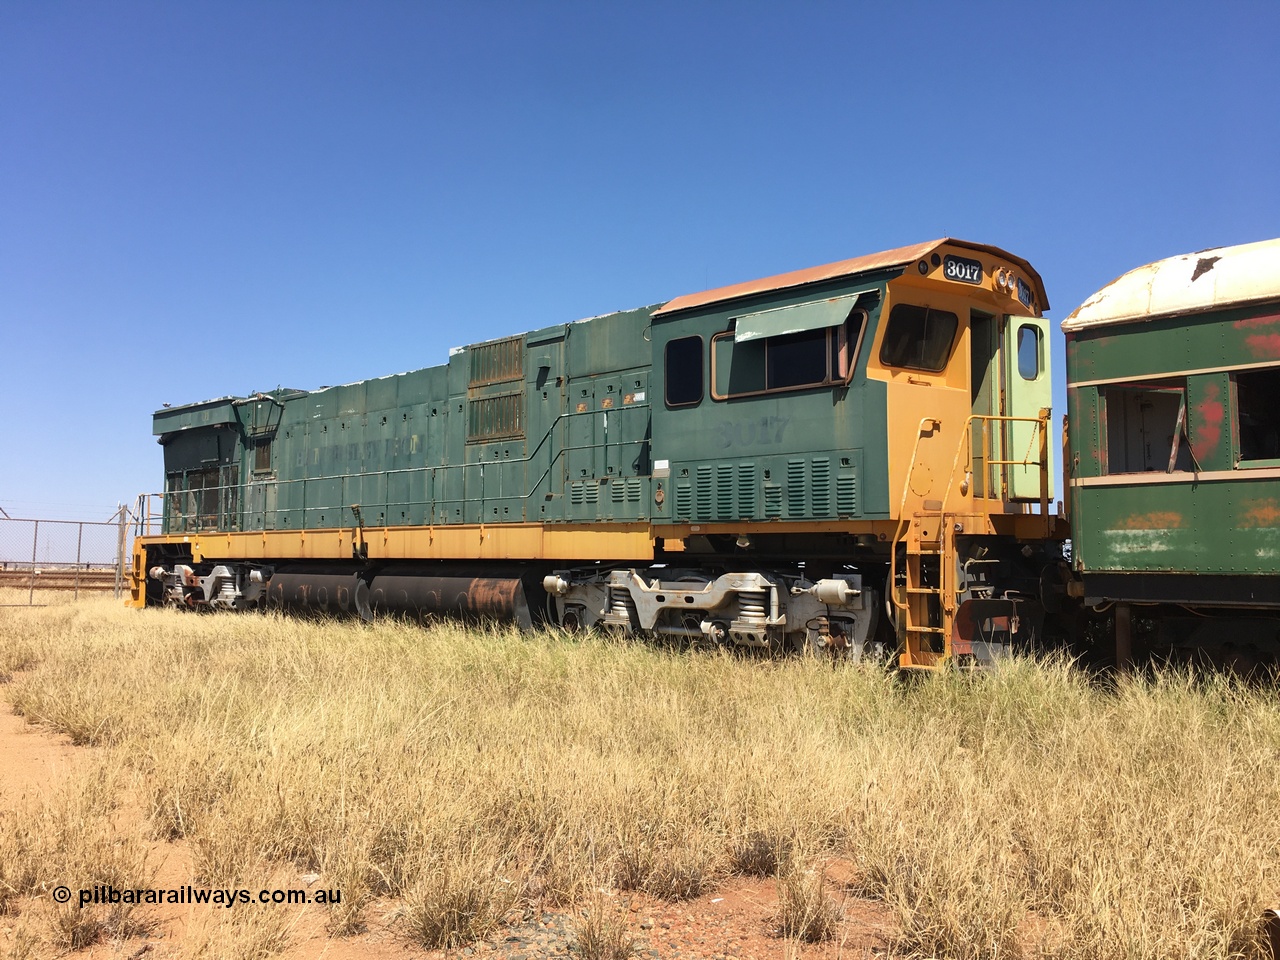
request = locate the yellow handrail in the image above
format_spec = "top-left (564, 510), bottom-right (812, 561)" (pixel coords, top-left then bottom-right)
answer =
top-left (888, 417), bottom-right (942, 612)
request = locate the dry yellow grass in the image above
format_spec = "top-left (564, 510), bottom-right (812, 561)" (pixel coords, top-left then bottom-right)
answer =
top-left (2, 597), bottom-right (1280, 958)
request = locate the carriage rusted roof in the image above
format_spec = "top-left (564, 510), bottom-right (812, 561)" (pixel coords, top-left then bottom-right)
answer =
top-left (1062, 237), bottom-right (1280, 332)
top-left (653, 238), bottom-right (1048, 316)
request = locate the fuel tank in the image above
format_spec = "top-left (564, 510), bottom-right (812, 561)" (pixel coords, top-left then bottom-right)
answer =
top-left (263, 564), bottom-right (538, 628)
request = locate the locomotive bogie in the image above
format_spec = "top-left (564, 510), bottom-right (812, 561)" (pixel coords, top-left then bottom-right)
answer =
top-left (543, 566), bottom-right (876, 655)
top-left (148, 562), bottom-right (271, 611)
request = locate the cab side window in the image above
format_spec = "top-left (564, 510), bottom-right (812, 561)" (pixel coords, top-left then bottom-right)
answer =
top-left (879, 304), bottom-right (958, 372)
top-left (711, 311), bottom-right (865, 400)
top-left (665, 336), bottom-right (703, 407)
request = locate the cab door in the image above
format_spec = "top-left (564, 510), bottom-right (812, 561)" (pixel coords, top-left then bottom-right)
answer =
top-left (969, 312), bottom-right (1000, 498)
top-left (1002, 315), bottom-right (1052, 500)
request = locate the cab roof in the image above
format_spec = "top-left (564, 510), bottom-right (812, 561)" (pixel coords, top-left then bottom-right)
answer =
top-left (1062, 237), bottom-right (1280, 332)
top-left (653, 238), bottom-right (1048, 317)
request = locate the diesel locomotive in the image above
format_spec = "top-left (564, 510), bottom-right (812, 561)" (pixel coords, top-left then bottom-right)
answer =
top-left (130, 236), bottom-right (1280, 668)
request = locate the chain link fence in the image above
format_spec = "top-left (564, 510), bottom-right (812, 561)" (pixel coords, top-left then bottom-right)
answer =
top-left (0, 513), bottom-right (132, 606)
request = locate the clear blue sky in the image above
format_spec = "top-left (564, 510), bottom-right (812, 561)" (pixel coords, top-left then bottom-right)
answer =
top-left (3, 1), bottom-right (1278, 521)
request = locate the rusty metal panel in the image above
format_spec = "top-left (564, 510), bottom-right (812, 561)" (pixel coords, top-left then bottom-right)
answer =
top-left (468, 335), bottom-right (525, 387)
top-left (656, 238), bottom-right (1048, 318)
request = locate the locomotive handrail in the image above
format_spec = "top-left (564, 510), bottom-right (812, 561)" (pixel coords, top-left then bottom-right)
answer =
top-left (888, 417), bottom-right (944, 613)
top-left (943, 413), bottom-right (1051, 496)
top-left (154, 403), bottom-right (652, 535)
top-left (889, 411), bottom-right (1052, 615)
top-left (942, 413), bottom-right (1053, 538)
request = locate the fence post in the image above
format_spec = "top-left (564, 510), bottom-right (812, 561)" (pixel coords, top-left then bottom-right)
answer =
top-left (28, 519), bottom-right (38, 605)
top-left (74, 522), bottom-right (84, 601)
top-left (115, 504), bottom-right (127, 601)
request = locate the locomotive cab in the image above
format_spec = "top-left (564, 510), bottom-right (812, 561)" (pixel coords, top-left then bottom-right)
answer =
top-left (648, 239), bottom-right (1063, 667)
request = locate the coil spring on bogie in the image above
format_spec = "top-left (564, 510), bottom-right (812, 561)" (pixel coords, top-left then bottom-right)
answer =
top-left (738, 588), bottom-right (768, 623)
top-left (607, 586), bottom-right (637, 628)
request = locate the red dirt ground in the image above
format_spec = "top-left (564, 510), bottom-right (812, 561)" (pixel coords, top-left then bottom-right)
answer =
top-left (0, 702), bottom-right (902, 959)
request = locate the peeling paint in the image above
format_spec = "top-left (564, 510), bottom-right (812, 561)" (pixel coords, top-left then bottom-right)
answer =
top-left (1239, 498), bottom-right (1280, 528)
top-left (1119, 511), bottom-right (1184, 530)
top-left (1232, 312), bottom-right (1280, 330)
top-left (1192, 381), bottom-right (1224, 460)
top-left (1191, 256), bottom-right (1221, 281)
top-left (1245, 333), bottom-right (1280, 359)
top-left (1103, 530), bottom-right (1175, 553)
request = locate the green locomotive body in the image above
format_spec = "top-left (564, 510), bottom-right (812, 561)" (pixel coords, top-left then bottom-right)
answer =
top-left (135, 238), bottom-right (1061, 666)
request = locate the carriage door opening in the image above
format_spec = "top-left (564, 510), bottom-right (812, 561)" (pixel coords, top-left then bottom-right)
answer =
top-left (1002, 316), bottom-right (1052, 500)
top-left (969, 311), bottom-right (1000, 498)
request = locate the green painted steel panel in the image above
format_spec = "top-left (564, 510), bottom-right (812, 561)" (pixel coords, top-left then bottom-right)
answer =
top-left (650, 275), bottom-right (894, 524)
top-left (1074, 476), bottom-right (1280, 575)
top-left (733, 292), bottom-right (865, 343)
top-left (1066, 303), bottom-right (1280, 386)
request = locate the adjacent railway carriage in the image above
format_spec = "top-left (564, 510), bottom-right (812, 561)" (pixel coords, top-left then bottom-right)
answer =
top-left (132, 238), bottom-right (1065, 668)
top-left (1063, 238), bottom-right (1280, 665)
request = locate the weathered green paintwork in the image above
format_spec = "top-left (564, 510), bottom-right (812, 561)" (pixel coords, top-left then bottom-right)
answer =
top-left (155, 263), bottom-right (905, 538)
top-left (156, 306), bottom-right (658, 537)
top-left (1071, 477), bottom-right (1280, 574)
top-left (1066, 301), bottom-right (1280, 576)
top-left (650, 269), bottom-right (898, 526)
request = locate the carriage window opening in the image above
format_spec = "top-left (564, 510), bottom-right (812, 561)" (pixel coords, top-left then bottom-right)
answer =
top-left (879, 304), bottom-right (958, 372)
top-left (1103, 384), bottom-right (1191, 473)
top-left (665, 336), bottom-right (703, 407)
top-left (711, 311), bottom-right (864, 399)
top-left (1016, 324), bottom-right (1041, 380)
top-left (1236, 368), bottom-right (1280, 463)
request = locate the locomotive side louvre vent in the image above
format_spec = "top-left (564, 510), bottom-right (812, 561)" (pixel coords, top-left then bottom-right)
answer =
top-left (695, 466), bottom-right (713, 521)
top-left (467, 336), bottom-right (526, 444)
top-left (738, 463), bottom-right (757, 518)
top-left (571, 481), bottom-right (584, 505)
top-left (586, 481), bottom-right (599, 504)
top-left (467, 391), bottom-right (523, 442)
top-left (716, 464), bottom-right (733, 517)
top-left (811, 458), bottom-right (831, 516)
top-left (764, 483), bottom-right (783, 518)
top-left (468, 336), bottom-right (525, 387)
top-left (837, 472), bottom-right (858, 517)
top-left (787, 458), bottom-right (807, 517)
top-left (675, 480), bottom-right (692, 519)
top-left (625, 477), bottom-right (641, 503)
